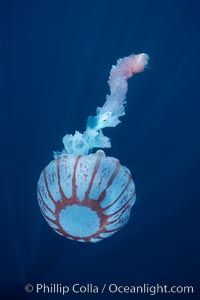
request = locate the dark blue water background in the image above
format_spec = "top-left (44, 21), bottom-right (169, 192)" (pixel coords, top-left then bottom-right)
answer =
top-left (1, 0), bottom-right (200, 299)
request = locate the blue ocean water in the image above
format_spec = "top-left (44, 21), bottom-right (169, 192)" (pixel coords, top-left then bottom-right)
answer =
top-left (1, 0), bottom-right (200, 299)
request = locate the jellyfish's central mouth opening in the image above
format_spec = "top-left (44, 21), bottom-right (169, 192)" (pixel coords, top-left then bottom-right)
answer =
top-left (59, 204), bottom-right (100, 238)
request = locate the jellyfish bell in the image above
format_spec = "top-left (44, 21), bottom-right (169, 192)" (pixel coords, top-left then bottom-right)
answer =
top-left (37, 150), bottom-right (136, 242)
top-left (37, 53), bottom-right (149, 242)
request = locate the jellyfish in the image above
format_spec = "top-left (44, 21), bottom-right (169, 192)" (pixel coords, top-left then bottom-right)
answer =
top-left (37, 53), bottom-right (149, 242)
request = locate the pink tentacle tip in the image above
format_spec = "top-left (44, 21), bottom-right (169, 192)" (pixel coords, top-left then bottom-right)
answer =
top-left (125, 53), bottom-right (149, 78)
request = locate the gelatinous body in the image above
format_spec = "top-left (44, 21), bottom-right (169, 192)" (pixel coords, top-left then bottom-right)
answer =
top-left (37, 150), bottom-right (136, 242)
top-left (37, 53), bottom-right (148, 242)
